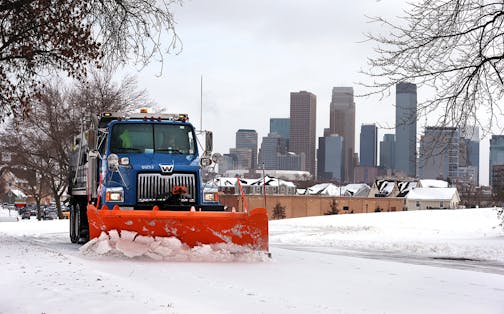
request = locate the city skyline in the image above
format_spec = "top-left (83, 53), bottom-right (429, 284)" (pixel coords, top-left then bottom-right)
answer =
top-left (121, 0), bottom-right (494, 185)
top-left (222, 85), bottom-right (484, 187)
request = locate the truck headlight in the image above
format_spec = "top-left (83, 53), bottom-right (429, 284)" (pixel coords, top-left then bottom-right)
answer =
top-left (106, 187), bottom-right (124, 202)
top-left (204, 192), bottom-right (218, 202)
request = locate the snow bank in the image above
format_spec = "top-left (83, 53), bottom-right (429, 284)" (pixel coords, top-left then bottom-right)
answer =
top-left (0, 208), bottom-right (19, 222)
top-left (80, 230), bottom-right (270, 263)
top-left (270, 208), bottom-right (504, 263)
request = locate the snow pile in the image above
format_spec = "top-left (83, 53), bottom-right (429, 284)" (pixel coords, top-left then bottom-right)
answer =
top-left (270, 207), bottom-right (504, 263)
top-left (80, 230), bottom-right (270, 263)
top-left (0, 208), bottom-right (18, 222)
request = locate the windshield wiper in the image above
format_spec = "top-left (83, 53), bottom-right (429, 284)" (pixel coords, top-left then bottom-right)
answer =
top-left (114, 148), bottom-right (143, 153)
top-left (156, 148), bottom-right (184, 154)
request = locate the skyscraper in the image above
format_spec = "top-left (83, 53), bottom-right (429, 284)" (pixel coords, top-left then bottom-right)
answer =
top-left (235, 129), bottom-right (258, 170)
top-left (258, 133), bottom-right (287, 170)
top-left (229, 147), bottom-right (253, 170)
top-left (270, 118), bottom-right (290, 140)
top-left (395, 82), bottom-right (417, 177)
top-left (418, 127), bottom-right (460, 180)
top-left (290, 91), bottom-right (316, 176)
top-left (490, 135), bottom-right (504, 187)
top-left (458, 126), bottom-right (480, 185)
top-left (380, 134), bottom-right (396, 170)
top-left (317, 134), bottom-right (344, 181)
top-left (360, 124), bottom-right (378, 167)
top-left (329, 87), bottom-right (355, 182)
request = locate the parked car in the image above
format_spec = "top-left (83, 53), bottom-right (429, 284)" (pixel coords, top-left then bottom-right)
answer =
top-left (21, 211), bottom-right (31, 219)
top-left (43, 210), bottom-right (58, 220)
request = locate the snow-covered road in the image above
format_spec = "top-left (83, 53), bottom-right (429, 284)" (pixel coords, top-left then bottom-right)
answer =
top-left (274, 243), bottom-right (504, 275)
top-left (1, 208), bottom-right (504, 314)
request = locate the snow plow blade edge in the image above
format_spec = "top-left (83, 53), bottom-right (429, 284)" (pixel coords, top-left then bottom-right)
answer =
top-left (87, 205), bottom-right (269, 252)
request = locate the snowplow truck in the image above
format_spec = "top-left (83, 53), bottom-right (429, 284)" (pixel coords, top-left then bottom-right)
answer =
top-left (68, 111), bottom-right (268, 252)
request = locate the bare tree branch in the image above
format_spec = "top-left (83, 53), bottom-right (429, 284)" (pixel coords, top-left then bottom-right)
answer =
top-left (363, 0), bottom-right (504, 136)
top-left (0, 0), bottom-right (180, 119)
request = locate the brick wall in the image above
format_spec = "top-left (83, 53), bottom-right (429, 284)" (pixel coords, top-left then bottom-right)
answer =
top-left (219, 194), bottom-right (405, 219)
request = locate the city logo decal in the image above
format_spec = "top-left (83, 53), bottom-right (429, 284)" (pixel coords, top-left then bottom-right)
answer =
top-left (159, 164), bottom-right (174, 173)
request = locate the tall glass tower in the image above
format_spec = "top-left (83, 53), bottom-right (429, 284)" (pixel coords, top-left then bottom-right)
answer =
top-left (395, 82), bottom-right (417, 177)
top-left (490, 135), bottom-right (504, 187)
top-left (360, 124), bottom-right (378, 167)
top-left (329, 87), bottom-right (355, 182)
top-left (290, 91), bottom-right (317, 176)
top-left (235, 129), bottom-right (258, 170)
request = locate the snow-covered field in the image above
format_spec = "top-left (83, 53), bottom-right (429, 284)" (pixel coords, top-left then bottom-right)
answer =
top-left (1, 207), bottom-right (504, 313)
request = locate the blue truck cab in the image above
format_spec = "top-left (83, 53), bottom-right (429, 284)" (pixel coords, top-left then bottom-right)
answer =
top-left (68, 111), bottom-right (223, 243)
top-left (98, 112), bottom-right (223, 211)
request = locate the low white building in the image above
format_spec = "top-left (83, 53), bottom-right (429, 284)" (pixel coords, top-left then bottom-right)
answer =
top-left (210, 176), bottom-right (297, 195)
top-left (405, 188), bottom-right (460, 210)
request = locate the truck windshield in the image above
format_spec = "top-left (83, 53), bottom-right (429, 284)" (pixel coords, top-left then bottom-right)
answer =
top-left (110, 123), bottom-right (195, 155)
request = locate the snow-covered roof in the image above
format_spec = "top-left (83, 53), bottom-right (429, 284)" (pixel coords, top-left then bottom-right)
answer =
top-left (211, 176), bottom-right (295, 188)
top-left (375, 180), bottom-right (395, 196)
top-left (10, 188), bottom-right (26, 198)
top-left (210, 177), bottom-right (239, 187)
top-left (306, 183), bottom-right (343, 196)
top-left (418, 179), bottom-right (449, 188)
top-left (296, 188), bottom-right (306, 195)
top-left (343, 184), bottom-right (370, 196)
top-left (406, 188), bottom-right (458, 201)
top-left (249, 176), bottom-right (296, 188)
top-left (397, 181), bottom-right (417, 197)
top-left (305, 183), bottom-right (370, 197)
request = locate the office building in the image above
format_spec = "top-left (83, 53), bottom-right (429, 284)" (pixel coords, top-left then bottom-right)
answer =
top-left (317, 134), bottom-right (344, 181)
top-left (270, 118), bottom-right (290, 141)
top-left (360, 124), bottom-right (378, 167)
top-left (395, 82), bottom-right (417, 177)
top-left (459, 126), bottom-right (480, 185)
top-left (229, 147), bottom-right (253, 170)
top-left (380, 134), bottom-right (396, 170)
top-left (418, 127), bottom-right (460, 180)
top-left (218, 154), bottom-right (237, 175)
top-left (258, 133), bottom-right (288, 170)
top-left (329, 87), bottom-right (355, 182)
top-left (277, 152), bottom-right (306, 171)
top-left (490, 135), bottom-right (504, 187)
top-left (289, 91), bottom-right (317, 176)
top-left (235, 129), bottom-right (258, 170)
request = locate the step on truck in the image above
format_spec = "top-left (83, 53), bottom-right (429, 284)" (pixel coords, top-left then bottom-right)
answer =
top-left (68, 110), bottom-right (268, 252)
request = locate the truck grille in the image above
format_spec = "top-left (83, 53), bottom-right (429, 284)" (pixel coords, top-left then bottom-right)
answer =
top-left (137, 173), bottom-right (196, 202)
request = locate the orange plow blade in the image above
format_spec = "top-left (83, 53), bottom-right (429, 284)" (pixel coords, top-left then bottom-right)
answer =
top-left (87, 205), bottom-right (269, 252)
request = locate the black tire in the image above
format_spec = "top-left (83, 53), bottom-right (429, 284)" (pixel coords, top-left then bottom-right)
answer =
top-left (70, 202), bottom-right (89, 244)
top-left (75, 202), bottom-right (89, 244)
top-left (69, 204), bottom-right (78, 243)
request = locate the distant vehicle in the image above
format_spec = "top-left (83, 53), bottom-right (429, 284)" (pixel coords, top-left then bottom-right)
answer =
top-left (21, 211), bottom-right (31, 219)
top-left (61, 207), bottom-right (70, 219)
top-left (14, 201), bottom-right (26, 211)
top-left (44, 210), bottom-right (58, 220)
top-left (25, 204), bottom-right (37, 216)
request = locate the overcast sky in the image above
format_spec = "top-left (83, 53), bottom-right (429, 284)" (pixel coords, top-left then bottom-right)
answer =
top-left (122, 0), bottom-right (491, 185)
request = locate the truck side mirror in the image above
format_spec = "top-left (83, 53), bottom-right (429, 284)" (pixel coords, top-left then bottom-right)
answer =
top-left (205, 131), bottom-right (213, 153)
top-left (87, 129), bottom-right (96, 150)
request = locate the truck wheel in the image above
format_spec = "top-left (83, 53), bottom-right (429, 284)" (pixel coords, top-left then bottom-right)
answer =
top-left (75, 202), bottom-right (89, 244)
top-left (69, 204), bottom-right (78, 243)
